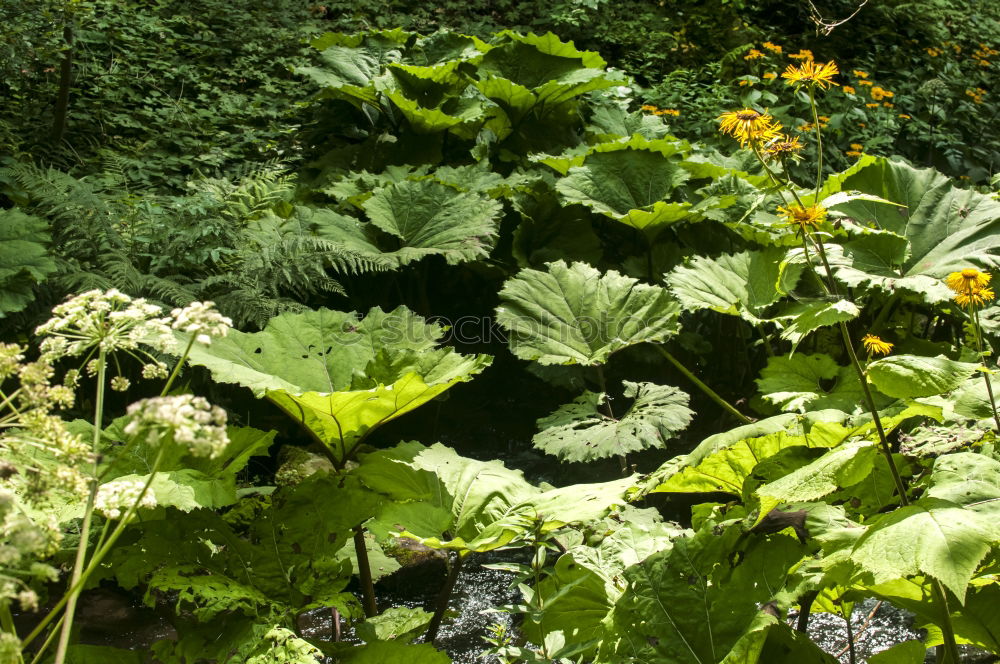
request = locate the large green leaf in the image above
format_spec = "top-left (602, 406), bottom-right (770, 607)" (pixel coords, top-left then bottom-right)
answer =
top-left (496, 260), bottom-right (681, 366)
top-left (555, 141), bottom-right (694, 236)
top-left (824, 235), bottom-right (954, 303)
top-left (926, 452), bottom-right (1000, 518)
top-left (362, 179), bottom-right (501, 265)
top-left (756, 353), bottom-right (866, 414)
top-left (829, 158), bottom-right (1000, 278)
top-left (0, 207), bottom-right (57, 316)
top-left (754, 440), bottom-right (879, 519)
top-left (339, 641), bottom-right (451, 664)
top-left (601, 524), bottom-right (805, 664)
top-left (474, 31), bottom-right (614, 121)
top-left (533, 381), bottom-right (692, 461)
top-left (358, 442), bottom-right (633, 553)
top-left (180, 307), bottom-right (491, 461)
top-left (866, 355), bottom-right (979, 399)
top-left (849, 497), bottom-right (1000, 601)
top-left (667, 247), bottom-right (804, 324)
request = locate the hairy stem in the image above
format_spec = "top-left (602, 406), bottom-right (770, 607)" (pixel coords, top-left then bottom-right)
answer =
top-left (595, 365), bottom-right (628, 474)
top-left (654, 346), bottom-right (752, 424)
top-left (353, 527), bottom-right (377, 618)
top-left (53, 348), bottom-right (107, 664)
top-left (425, 552), bottom-right (465, 644)
top-left (972, 308), bottom-right (1000, 430)
top-left (808, 85), bottom-right (824, 197)
top-left (796, 591), bottom-right (818, 633)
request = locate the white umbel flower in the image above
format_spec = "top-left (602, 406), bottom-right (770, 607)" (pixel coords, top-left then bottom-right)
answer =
top-left (123, 395), bottom-right (229, 458)
top-left (94, 478), bottom-right (157, 519)
top-left (170, 301), bottom-right (232, 345)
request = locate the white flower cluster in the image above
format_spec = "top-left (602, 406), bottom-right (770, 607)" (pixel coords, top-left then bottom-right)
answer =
top-left (94, 478), bottom-right (158, 519)
top-left (36, 289), bottom-right (170, 360)
top-left (0, 343), bottom-right (23, 380)
top-left (123, 395), bottom-right (229, 458)
top-left (170, 301), bottom-right (232, 345)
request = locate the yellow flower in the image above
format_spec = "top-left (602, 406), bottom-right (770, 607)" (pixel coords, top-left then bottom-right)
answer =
top-left (898, 113), bottom-right (912, 119)
top-left (763, 41), bottom-right (782, 53)
top-left (852, 69), bottom-right (869, 78)
top-left (745, 49), bottom-right (765, 60)
top-left (778, 204), bottom-right (827, 228)
top-left (862, 334), bottom-right (893, 356)
top-left (870, 86), bottom-right (894, 100)
top-left (718, 108), bottom-right (782, 146)
top-left (640, 104), bottom-right (658, 112)
top-left (945, 268), bottom-right (992, 293)
top-left (858, 80), bottom-right (874, 86)
top-left (850, 143), bottom-right (863, 150)
top-left (866, 103), bottom-right (880, 108)
top-left (955, 286), bottom-right (996, 309)
top-left (763, 134), bottom-right (804, 159)
top-left (782, 60), bottom-right (840, 89)
top-left (789, 49), bottom-right (814, 61)
top-left (846, 150), bottom-right (863, 157)
top-left (655, 108), bottom-right (680, 116)
top-left (883, 102), bottom-right (894, 108)
top-left (738, 80), bottom-right (750, 86)
top-left (763, 71), bottom-right (777, 80)
top-left (843, 85), bottom-right (856, 94)
top-left (926, 47), bottom-right (942, 57)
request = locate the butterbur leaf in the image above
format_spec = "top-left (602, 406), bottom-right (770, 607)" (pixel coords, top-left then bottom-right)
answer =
top-left (362, 179), bottom-right (501, 265)
top-left (180, 307), bottom-right (491, 462)
top-left (826, 157), bottom-right (1000, 277)
top-left (359, 442), bottom-right (632, 553)
top-left (866, 640), bottom-right (926, 664)
top-left (756, 353), bottom-right (865, 413)
top-left (555, 141), bottom-right (694, 237)
top-left (849, 497), bottom-right (999, 601)
top-left (497, 260), bottom-right (681, 366)
top-left (601, 524), bottom-right (805, 664)
top-left (779, 299), bottom-right (860, 347)
top-left (925, 452), bottom-right (1000, 518)
top-left (866, 355), bottom-right (979, 399)
top-left (533, 381), bottom-right (693, 462)
top-left (754, 440), bottom-right (879, 521)
top-left (667, 247), bottom-right (804, 324)
top-left (339, 641), bottom-right (451, 663)
top-left (356, 607), bottom-right (434, 643)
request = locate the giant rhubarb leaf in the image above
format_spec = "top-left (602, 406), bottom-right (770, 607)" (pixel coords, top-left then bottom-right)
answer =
top-left (496, 260), bottom-right (681, 365)
top-left (533, 381), bottom-right (693, 462)
top-left (181, 307), bottom-right (490, 463)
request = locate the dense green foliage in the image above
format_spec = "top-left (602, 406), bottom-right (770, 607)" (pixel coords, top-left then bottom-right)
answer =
top-left (3, 2), bottom-right (1000, 664)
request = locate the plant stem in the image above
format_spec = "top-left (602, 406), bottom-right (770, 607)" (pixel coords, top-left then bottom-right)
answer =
top-left (808, 85), bottom-right (824, 197)
top-left (595, 365), bottom-right (628, 474)
top-left (845, 611), bottom-right (857, 664)
top-left (160, 335), bottom-right (195, 397)
top-left (972, 308), bottom-right (1000, 430)
top-left (932, 581), bottom-right (961, 664)
top-left (23, 446), bottom-right (165, 654)
top-left (796, 591), bottom-right (817, 633)
top-left (654, 346), bottom-right (752, 424)
top-left (425, 551), bottom-right (465, 644)
top-left (353, 527), bottom-right (377, 618)
top-left (837, 321), bottom-right (909, 502)
top-left (53, 348), bottom-right (107, 664)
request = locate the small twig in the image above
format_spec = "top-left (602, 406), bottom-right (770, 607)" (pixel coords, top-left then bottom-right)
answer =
top-left (806, 0), bottom-right (870, 35)
top-left (834, 601), bottom-right (883, 658)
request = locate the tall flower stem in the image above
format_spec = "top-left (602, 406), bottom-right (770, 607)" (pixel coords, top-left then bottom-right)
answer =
top-left (971, 307), bottom-right (1000, 430)
top-left (808, 85), bottom-right (824, 196)
top-left (52, 349), bottom-right (106, 664)
top-left (24, 445), bottom-right (166, 655)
